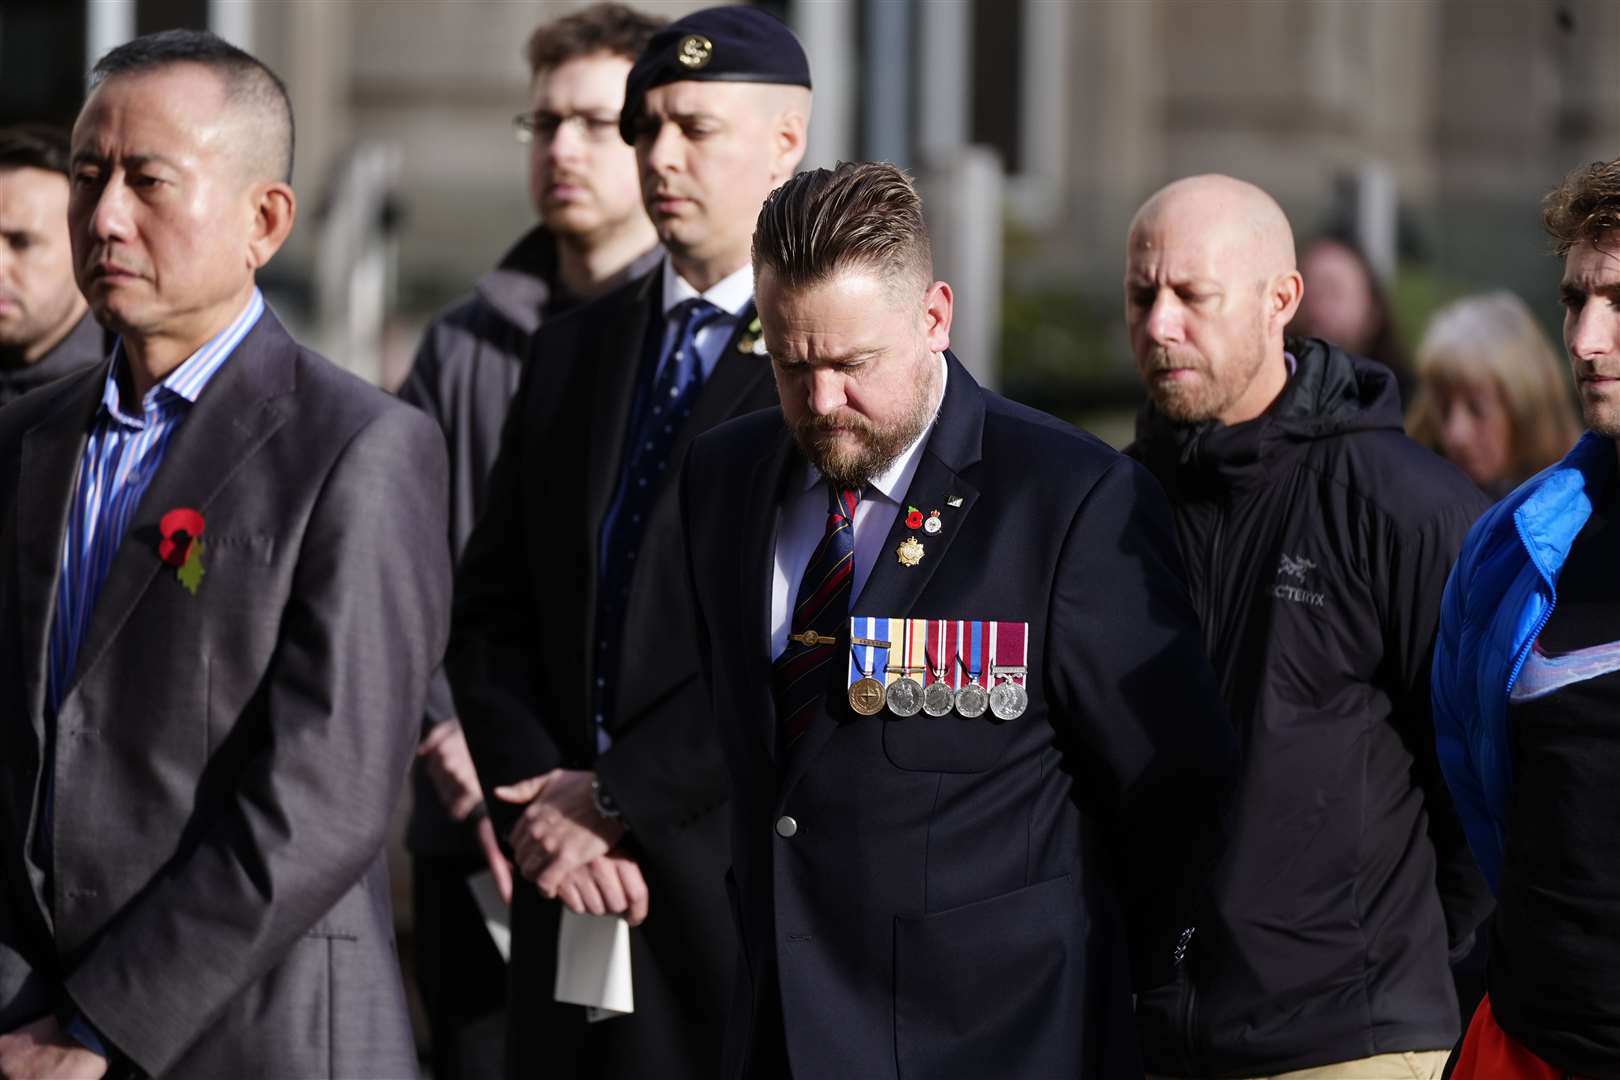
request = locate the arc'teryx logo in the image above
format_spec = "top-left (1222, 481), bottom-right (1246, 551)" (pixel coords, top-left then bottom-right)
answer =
top-left (1272, 553), bottom-right (1326, 608)
top-left (1278, 553), bottom-right (1316, 582)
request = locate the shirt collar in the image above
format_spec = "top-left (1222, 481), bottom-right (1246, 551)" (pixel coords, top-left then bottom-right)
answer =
top-left (801, 353), bottom-right (950, 503)
top-left (661, 255), bottom-right (755, 320)
top-left (101, 289), bottom-right (265, 424)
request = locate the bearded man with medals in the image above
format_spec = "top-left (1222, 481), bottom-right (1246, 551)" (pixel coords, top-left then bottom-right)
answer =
top-left (678, 162), bottom-right (1239, 1079)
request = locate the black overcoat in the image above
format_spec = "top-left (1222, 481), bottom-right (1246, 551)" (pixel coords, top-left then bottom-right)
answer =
top-left (449, 264), bottom-right (775, 1078)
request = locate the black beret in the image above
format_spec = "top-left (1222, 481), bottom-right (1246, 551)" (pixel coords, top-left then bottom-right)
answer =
top-left (620, 5), bottom-right (812, 144)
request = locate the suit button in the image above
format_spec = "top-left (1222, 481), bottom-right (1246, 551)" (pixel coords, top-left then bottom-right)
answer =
top-left (775, 815), bottom-right (798, 838)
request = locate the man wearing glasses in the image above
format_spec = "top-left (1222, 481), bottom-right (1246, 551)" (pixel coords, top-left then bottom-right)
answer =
top-left (397, 6), bottom-right (662, 1078)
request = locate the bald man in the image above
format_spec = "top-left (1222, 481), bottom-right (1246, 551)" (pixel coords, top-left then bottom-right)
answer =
top-left (0, 30), bottom-right (448, 1078)
top-left (1124, 176), bottom-right (1491, 1079)
top-left (448, 8), bottom-right (810, 1078)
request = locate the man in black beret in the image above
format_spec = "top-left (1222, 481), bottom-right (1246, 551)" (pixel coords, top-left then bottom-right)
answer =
top-left (448, 6), bottom-right (810, 1079)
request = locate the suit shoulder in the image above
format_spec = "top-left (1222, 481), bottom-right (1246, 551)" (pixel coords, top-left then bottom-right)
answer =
top-left (533, 272), bottom-right (650, 350)
top-left (0, 362), bottom-right (104, 449)
top-left (979, 390), bottom-right (1125, 484)
top-left (289, 346), bottom-right (440, 448)
top-left (691, 405), bottom-right (785, 466)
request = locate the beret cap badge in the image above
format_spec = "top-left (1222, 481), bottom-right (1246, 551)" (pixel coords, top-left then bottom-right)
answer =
top-left (677, 34), bottom-right (714, 70)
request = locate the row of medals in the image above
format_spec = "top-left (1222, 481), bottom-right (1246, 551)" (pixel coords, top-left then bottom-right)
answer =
top-left (849, 663), bottom-right (1028, 721)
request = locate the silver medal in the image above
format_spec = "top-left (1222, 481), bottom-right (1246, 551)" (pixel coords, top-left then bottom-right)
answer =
top-left (922, 680), bottom-right (955, 716)
top-left (988, 680), bottom-right (1028, 720)
top-left (956, 682), bottom-right (989, 718)
top-left (886, 677), bottom-right (923, 717)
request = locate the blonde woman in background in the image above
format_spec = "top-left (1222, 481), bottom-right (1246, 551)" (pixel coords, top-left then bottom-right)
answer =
top-left (1408, 291), bottom-right (1581, 496)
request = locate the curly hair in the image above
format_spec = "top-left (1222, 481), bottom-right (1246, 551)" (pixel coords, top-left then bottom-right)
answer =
top-left (1543, 157), bottom-right (1620, 255)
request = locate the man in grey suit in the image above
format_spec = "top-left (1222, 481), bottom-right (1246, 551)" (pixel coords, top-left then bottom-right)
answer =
top-left (0, 30), bottom-right (450, 1079)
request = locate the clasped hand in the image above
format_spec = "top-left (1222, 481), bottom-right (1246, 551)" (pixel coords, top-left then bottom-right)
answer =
top-left (0, 1017), bottom-right (106, 1080)
top-left (495, 769), bottom-right (649, 926)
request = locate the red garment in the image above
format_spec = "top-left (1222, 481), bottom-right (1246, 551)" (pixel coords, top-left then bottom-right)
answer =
top-left (1451, 995), bottom-right (1594, 1079)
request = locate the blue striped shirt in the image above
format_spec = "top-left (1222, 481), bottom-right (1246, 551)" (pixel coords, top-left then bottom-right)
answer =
top-left (46, 290), bottom-right (264, 714)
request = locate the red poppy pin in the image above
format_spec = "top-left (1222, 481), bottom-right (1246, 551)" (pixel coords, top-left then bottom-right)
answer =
top-left (159, 507), bottom-right (206, 595)
top-left (904, 505), bottom-right (924, 530)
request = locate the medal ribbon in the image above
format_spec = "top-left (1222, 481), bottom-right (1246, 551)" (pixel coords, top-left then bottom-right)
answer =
top-left (847, 616), bottom-right (870, 687)
top-left (996, 621), bottom-right (1028, 684)
top-left (908, 618), bottom-right (927, 677)
top-left (883, 619), bottom-right (905, 689)
top-left (924, 619), bottom-right (942, 686)
top-left (967, 620), bottom-right (984, 684)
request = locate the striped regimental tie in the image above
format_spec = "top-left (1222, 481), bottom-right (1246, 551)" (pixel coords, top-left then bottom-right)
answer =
top-left (771, 482), bottom-right (860, 748)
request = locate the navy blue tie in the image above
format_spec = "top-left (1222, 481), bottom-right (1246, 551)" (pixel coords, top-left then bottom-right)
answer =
top-left (772, 482), bottom-right (861, 747)
top-left (594, 298), bottom-right (728, 734)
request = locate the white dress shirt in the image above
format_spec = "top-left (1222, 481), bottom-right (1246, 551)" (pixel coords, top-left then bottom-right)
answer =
top-left (658, 256), bottom-right (755, 382)
top-left (769, 354), bottom-right (949, 658)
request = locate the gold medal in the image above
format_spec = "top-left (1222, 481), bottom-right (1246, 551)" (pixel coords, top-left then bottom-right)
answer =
top-left (896, 536), bottom-right (924, 567)
top-left (849, 677), bottom-right (886, 715)
top-left (848, 618), bottom-right (889, 716)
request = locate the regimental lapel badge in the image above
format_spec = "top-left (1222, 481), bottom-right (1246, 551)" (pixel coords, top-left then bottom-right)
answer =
top-left (159, 507), bottom-right (207, 595)
top-left (923, 509), bottom-right (943, 535)
top-left (896, 535), bottom-right (924, 567)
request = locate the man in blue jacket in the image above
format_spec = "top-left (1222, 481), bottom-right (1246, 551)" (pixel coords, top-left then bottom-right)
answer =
top-left (1433, 155), bottom-right (1620, 1077)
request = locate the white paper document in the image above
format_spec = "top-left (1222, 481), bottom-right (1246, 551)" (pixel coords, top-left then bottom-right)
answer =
top-left (554, 908), bottom-right (634, 1021)
top-left (466, 870), bottom-right (512, 962)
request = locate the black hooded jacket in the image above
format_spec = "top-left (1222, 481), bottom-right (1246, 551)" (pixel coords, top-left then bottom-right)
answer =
top-left (1130, 339), bottom-right (1494, 1075)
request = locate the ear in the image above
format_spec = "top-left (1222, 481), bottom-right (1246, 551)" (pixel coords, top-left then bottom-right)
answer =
top-left (246, 181), bottom-right (297, 271)
top-left (923, 280), bottom-right (953, 355)
top-left (769, 106), bottom-right (809, 186)
top-left (1270, 270), bottom-right (1304, 335)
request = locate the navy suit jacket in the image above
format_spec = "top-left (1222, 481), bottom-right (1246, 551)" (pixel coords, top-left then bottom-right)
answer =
top-left (681, 355), bottom-right (1238, 1079)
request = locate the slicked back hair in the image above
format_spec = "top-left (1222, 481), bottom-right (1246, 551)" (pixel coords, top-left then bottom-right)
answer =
top-left (525, 3), bottom-right (665, 79)
top-left (0, 124), bottom-right (72, 177)
top-left (1544, 157), bottom-right (1620, 256)
top-left (89, 29), bottom-right (295, 184)
top-left (752, 162), bottom-right (933, 297)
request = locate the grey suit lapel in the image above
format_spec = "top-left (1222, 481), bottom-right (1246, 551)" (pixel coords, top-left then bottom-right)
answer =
top-left (59, 314), bottom-right (295, 703)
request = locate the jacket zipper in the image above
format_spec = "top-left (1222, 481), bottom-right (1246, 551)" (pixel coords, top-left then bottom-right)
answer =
top-left (1200, 508), bottom-right (1226, 659)
top-left (1507, 515), bottom-right (1558, 697)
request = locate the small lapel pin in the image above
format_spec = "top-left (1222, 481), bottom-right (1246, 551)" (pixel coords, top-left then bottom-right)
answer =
top-left (946, 495), bottom-right (963, 508)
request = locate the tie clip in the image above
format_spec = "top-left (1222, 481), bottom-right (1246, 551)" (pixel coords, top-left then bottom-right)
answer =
top-left (790, 631), bottom-right (837, 647)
